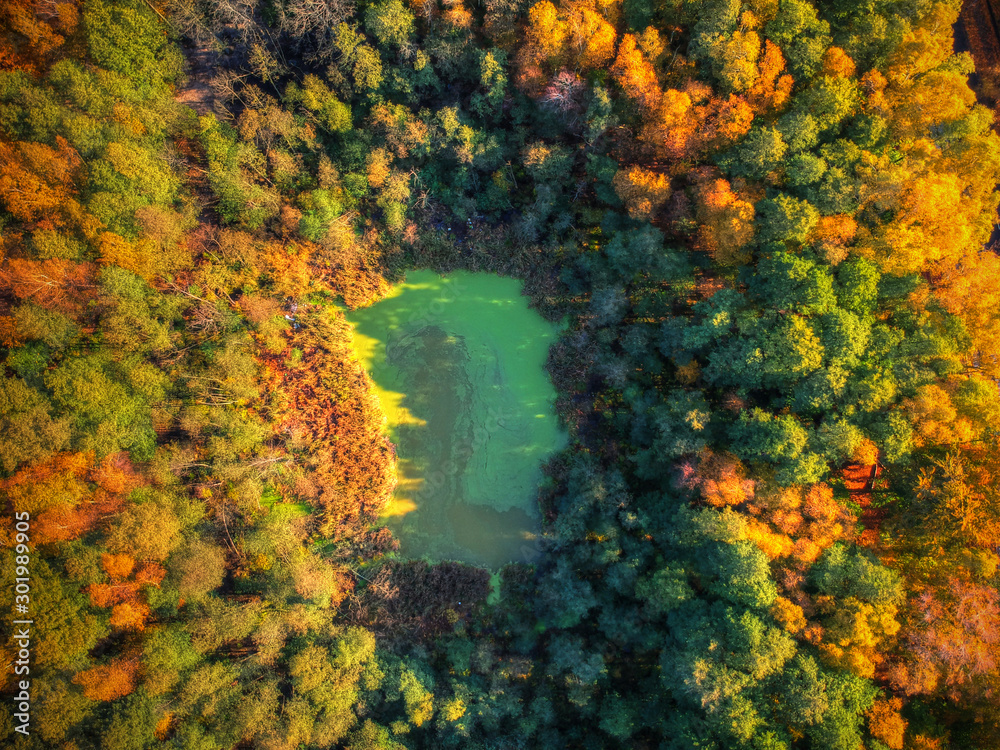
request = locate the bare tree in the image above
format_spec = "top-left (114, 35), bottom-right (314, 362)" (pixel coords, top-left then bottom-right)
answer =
top-left (280, 0), bottom-right (357, 64)
top-left (163, 0), bottom-right (216, 45)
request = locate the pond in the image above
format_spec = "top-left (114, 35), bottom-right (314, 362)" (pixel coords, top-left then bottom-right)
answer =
top-left (346, 270), bottom-right (566, 569)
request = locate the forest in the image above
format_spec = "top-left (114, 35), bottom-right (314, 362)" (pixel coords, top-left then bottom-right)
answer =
top-left (0, 0), bottom-right (999, 747)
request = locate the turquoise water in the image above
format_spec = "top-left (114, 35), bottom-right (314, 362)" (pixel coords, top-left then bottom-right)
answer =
top-left (346, 270), bottom-right (566, 568)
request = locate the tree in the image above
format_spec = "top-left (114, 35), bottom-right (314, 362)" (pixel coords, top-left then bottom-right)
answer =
top-left (757, 193), bottom-right (819, 244)
top-left (0, 0), bottom-right (76, 71)
top-left (748, 40), bottom-right (794, 112)
top-left (97, 266), bottom-right (181, 353)
top-left (365, 0), bottom-right (414, 48)
top-left (811, 543), bottom-right (903, 603)
top-left (864, 171), bottom-right (976, 274)
top-left (794, 76), bottom-right (859, 133)
top-left (73, 654), bottom-right (143, 702)
top-left (822, 46), bottom-right (856, 79)
top-left (345, 720), bottom-right (406, 750)
top-left (83, 0), bottom-right (180, 87)
top-left (730, 409), bottom-right (826, 485)
top-left (717, 31), bottom-right (763, 94)
top-left (701, 540), bottom-right (778, 609)
top-left (0, 377), bottom-right (71, 472)
top-left (397, 663), bottom-right (435, 726)
top-left (693, 174), bottom-right (756, 265)
top-left (520, 1), bottom-right (566, 81)
top-left (99, 689), bottom-right (158, 750)
top-left (726, 125), bottom-right (787, 179)
top-left (0, 258), bottom-right (94, 318)
top-left (894, 573), bottom-right (1000, 699)
top-left (777, 111), bottom-right (819, 153)
top-left (778, 655), bottom-right (831, 726)
top-left (280, 0), bottom-right (357, 63)
top-left (764, 0), bottom-right (831, 80)
top-left (914, 448), bottom-right (1000, 549)
top-left (168, 537), bottom-right (226, 603)
top-left (867, 698), bottom-right (907, 749)
top-left (753, 249), bottom-right (835, 314)
top-left (106, 490), bottom-right (185, 562)
top-left (611, 166), bottom-right (671, 220)
top-left (143, 625), bottom-right (201, 695)
top-left (288, 74), bottom-right (353, 132)
top-left (777, 655), bottom-right (877, 749)
top-left (535, 557), bottom-right (598, 627)
top-left (818, 596), bottom-right (901, 678)
top-left (636, 563), bottom-right (694, 616)
top-left (200, 115), bottom-right (281, 230)
top-left (610, 33), bottom-right (660, 110)
top-left (903, 384), bottom-right (976, 449)
top-left (566, 5), bottom-right (616, 71)
top-left (639, 87), bottom-right (702, 160)
top-left (771, 596), bottom-right (807, 633)
top-left (32, 677), bottom-right (93, 745)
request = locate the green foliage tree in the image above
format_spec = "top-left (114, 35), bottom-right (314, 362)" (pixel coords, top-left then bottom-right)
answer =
top-left (99, 689), bottom-right (158, 750)
top-left (83, 0), bottom-right (181, 89)
top-left (726, 126), bottom-right (788, 179)
top-left (757, 193), bottom-right (820, 244)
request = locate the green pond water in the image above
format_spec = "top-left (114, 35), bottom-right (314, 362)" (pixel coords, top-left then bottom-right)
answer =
top-left (346, 270), bottom-right (566, 569)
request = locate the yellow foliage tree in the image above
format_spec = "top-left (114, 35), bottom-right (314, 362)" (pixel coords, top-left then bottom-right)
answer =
top-left (903, 384), bottom-right (977, 449)
top-left (570, 5), bottom-right (616, 70)
top-left (819, 597), bottom-right (900, 678)
top-left (771, 596), bottom-right (807, 633)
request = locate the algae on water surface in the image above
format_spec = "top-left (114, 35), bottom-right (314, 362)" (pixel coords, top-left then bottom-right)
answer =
top-left (346, 270), bottom-right (566, 569)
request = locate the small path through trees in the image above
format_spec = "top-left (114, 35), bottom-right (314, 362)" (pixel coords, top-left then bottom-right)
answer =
top-left (842, 462), bottom-right (886, 550)
top-left (174, 40), bottom-right (220, 117)
top-left (171, 39), bottom-right (223, 228)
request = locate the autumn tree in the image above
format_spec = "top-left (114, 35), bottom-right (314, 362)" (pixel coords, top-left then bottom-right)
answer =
top-left (610, 32), bottom-right (660, 110)
top-left (692, 172), bottom-right (755, 265)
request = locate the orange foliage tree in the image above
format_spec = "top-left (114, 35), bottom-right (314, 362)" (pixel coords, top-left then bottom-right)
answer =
top-left (811, 214), bottom-right (858, 265)
top-left (610, 32), bottom-right (660, 111)
top-left (891, 574), bottom-right (1000, 700)
top-left (692, 172), bottom-right (756, 266)
top-left (0, 258), bottom-right (95, 317)
top-left (0, 137), bottom-right (92, 231)
top-left (0, 0), bottom-right (78, 73)
top-left (867, 697), bottom-right (908, 749)
top-left (87, 552), bottom-right (165, 632)
top-left (14, 452), bottom-right (141, 544)
top-left (73, 653), bottom-right (143, 702)
top-left (746, 41), bottom-right (793, 113)
top-left (3, 450), bottom-right (90, 508)
top-left (269, 306), bottom-right (397, 539)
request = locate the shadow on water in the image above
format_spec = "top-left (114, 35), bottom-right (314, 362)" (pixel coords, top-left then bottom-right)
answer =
top-left (346, 270), bottom-right (566, 569)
